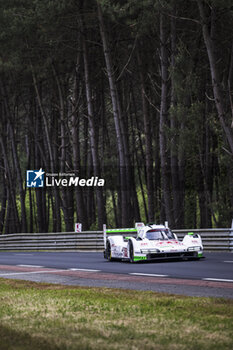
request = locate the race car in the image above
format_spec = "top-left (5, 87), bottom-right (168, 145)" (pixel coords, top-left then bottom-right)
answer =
top-left (103, 222), bottom-right (204, 262)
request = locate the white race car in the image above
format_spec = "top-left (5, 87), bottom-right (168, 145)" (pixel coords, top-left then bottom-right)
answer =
top-left (103, 223), bottom-right (204, 262)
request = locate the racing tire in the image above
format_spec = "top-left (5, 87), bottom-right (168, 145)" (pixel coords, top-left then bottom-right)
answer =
top-left (129, 240), bottom-right (134, 263)
top-left (106, 240), bottom-right (112, 261)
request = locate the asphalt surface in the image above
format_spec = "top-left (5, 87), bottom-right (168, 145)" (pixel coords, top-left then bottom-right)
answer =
top-left (0, 251), bottom-right (232, 299)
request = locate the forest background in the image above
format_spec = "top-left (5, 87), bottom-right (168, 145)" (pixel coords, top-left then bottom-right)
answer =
top-left (0, 0), bottom-right (233, 234)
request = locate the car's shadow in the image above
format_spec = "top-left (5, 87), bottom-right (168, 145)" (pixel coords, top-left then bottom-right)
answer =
top-left (124, 257), bottom-right (205, 264)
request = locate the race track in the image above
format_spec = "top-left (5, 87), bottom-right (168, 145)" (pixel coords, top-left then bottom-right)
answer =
top-left (0, 252), bottom-right (232, 299)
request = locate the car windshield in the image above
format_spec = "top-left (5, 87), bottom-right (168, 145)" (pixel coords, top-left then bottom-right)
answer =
top-left (145, 229), bottom-right (176, 240)
top-left (146, 230), bottom-right (164, 240)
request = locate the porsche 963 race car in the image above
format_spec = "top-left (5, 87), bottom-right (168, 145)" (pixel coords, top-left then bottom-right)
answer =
top-left (103, 223), bottom-right (203, 262)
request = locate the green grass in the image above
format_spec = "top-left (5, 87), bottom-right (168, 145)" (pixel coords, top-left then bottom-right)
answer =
top-left (0, 278), bottom-right (232, 350)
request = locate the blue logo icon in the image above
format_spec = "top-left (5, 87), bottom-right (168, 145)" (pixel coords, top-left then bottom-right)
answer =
top-left (26, 169), bottom-right (45, 188)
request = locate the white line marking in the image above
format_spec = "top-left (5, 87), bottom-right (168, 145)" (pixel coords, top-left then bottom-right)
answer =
top-left (0, 270), bottom-right (66, 277)
top-left (17, 265), bottom-right (44, 268)
top-left (224, 261), bottom-right (233, 263)
top-left (68, 268), bottom-right (100, 272)
top-left (130, 273), bottom-right (168, 277)
top-left (203, 278), bottom-right (233, 283)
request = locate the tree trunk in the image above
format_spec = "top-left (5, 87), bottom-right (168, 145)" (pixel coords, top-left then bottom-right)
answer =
top-left (0, 81), bottom-right (27, 232)
top-left (137, 46), bottom-right (154, 222)
top-left (70, 48), bottom-right (88, 230)
top-left (197, 0), bottom-right (233, 155)
top-left (31, 66), bottom-right (61, 231)
top-left (34, 104), bottom-right (48, 233)
top-left (52, 64), bottom-right (74, 232)
top-left (0, 158), bottom-right (7, 233)
top-left (82, 18), bottom-right (106, 229)
top-left (159, 12), bottom-right (174, 227)
top-left (0, 135), bottom-right (20, 233)
top-left (170, 8), bottom-right (182, 229)
top-left (97, 3), bottom-right (130, 227)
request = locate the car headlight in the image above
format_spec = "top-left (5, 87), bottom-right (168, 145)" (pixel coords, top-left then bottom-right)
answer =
top-left (141, 249), bottom-right (160, 254)
top-left (188, 246), bottom-right (201, 251)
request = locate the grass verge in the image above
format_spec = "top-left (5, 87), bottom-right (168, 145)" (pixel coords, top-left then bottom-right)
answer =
top-left (0, 278), bottom-right (232, 350)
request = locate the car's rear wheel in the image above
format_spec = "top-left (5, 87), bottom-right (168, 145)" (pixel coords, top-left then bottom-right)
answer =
top-left (129, 241), bottom-right (134, 263)
top-left (106, 240), bottom-right (112, 261)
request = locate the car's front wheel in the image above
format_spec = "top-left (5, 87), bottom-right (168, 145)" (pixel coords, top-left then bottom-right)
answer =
top-left (106, 240), bottom-right (112, 261)
top-left (129, 241), bottom-right (134, 263)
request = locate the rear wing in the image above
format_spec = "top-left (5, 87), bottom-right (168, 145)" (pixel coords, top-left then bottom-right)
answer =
top-left (103, 223), bottom-right (144, 249)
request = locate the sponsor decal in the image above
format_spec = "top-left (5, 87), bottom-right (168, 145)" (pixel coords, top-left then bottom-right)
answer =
top-left (123, 247), bottom-right (128, 257)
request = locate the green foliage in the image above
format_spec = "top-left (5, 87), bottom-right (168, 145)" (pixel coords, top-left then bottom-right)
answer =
top-left (0, 0), bottom-right (78, 73)
top-left (98, 0), bottom-right (161, 34)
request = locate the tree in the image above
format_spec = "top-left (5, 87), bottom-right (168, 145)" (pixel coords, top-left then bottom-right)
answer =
top-left (197, 0), bottom-right (233, 155)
